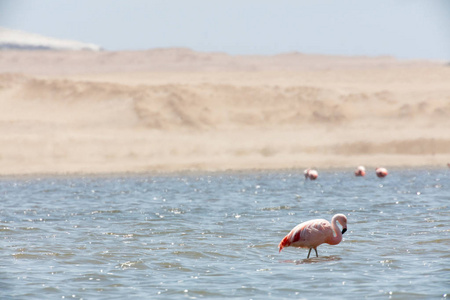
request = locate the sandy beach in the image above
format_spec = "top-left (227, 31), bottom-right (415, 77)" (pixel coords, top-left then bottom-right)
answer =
top-left (0, 49), bottom-right (449, 175)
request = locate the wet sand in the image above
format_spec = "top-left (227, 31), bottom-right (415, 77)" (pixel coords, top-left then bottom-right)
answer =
top-left (1, 49), bottom-right (449, 175)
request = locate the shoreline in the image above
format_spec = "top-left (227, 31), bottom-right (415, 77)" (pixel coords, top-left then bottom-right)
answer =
top-left (1, 163), bottom-right (448, 179)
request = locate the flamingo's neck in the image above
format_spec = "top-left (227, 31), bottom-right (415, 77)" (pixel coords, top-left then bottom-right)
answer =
top-left (328, 217), bottom-right (343, 245)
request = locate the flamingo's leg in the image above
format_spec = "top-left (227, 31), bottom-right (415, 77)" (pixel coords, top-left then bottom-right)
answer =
top-left (307, 248), bottom-right (312, 258)
top-left (314, 248), bottom-right (318, 257)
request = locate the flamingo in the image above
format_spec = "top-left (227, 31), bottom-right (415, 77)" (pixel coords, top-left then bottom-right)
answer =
top-left (375, 167), bottom-right (388, 178)
top-left (354, 166), bottom-right (366, 176)
top-left (278, 214), bottom-right (347, 258)
top-left (304, 169), bottom-right (318, 180)
top-left (303, 169), bottom-right (310, 179)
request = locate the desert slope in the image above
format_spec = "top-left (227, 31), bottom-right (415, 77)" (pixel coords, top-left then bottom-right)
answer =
top-left (0, 49), bottom-right (449, 175)
top-left (0, 27), bottom-right (101, 51)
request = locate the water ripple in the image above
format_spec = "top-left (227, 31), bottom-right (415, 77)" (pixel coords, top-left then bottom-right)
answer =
top-left (0, 170), bottom-right (449, 299)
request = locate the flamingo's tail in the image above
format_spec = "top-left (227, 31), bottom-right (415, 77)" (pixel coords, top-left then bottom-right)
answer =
top-left (278, 235), bottom-right (290, 252)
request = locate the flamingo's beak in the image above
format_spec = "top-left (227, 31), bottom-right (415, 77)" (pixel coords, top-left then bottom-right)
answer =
top-left (342, 228), bottom-right (347, 234)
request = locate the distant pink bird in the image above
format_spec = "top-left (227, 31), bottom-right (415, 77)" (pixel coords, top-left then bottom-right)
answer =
top-left (304, 169), bottom-right (318, 180)
top-left (278, 214), bottom-right (347, 258)
top-left (354, 166), bottom-right (366, 176)
top-left (375, 167), bottom-right (388, 178)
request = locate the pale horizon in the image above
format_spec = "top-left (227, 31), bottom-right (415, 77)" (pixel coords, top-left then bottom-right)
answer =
top-left (1, 0), bottom-right (449, 60)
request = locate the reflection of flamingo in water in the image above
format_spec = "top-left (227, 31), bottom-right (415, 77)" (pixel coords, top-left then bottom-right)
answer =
top-left (278, 214), bottom-right (347, 258)
top-left (354, 166), bottom-right (366, 176)
top-left (375, 167), bottom-right (388, 178)
top-left (304, 169), bottom-right (318, 180)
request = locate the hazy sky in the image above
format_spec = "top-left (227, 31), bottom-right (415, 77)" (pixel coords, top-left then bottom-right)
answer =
top-left (1, 0), bottom-right (449, 60)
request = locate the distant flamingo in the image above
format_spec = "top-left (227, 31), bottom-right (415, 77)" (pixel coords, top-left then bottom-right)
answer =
top-left (303, 169), bottom-right (310, 179)
top-left (375, 167), bottom-right (388, 178)
top-left (278, 214), bottom-right (347, 258)
top-left (304, 169), bottom-right (318, 180)
top-left (354, 166), bottom-right (366, 176)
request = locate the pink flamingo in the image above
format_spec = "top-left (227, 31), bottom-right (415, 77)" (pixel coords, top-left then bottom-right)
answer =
top-left (304, 169), bottom-right (318, 180)
top-left (303, 169), bottom-right (310, 179)
top-left (375, 167), bottom-right (388, 178)
top-left (278, 214), bottom-right (347, 258)
top-left (354, 166), bottom-right (366, 176)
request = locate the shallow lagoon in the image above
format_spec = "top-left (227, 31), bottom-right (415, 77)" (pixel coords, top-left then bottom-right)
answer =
top-left (1, 169), bottom-right (449, 299)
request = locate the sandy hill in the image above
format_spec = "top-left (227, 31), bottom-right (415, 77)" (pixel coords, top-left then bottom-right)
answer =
top-left (0, 49), bottom-right (449, 175)
top-left (0, 27), bottom-right (101, 51)
top-left (0, 47), bottom-right (436, 74)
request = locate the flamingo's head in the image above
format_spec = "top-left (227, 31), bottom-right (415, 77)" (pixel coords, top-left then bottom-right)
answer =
top-left (334, 214), bottom-right (347, 234)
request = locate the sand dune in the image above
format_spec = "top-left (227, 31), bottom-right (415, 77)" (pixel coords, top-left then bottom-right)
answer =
top-left (0, 48), bottom-right (439, 74)
top-left (0, 50), bottom-right (449, 175)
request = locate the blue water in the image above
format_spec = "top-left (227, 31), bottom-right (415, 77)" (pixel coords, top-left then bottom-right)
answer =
top-left (0, 169), bottom-right (449, 299)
